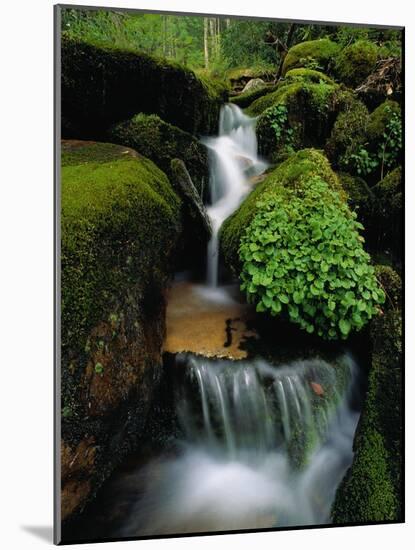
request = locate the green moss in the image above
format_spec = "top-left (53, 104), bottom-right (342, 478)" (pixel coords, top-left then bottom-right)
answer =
top-left (335, 40), bottom-right (380, 88)
top-left (226, 66), bottom-right (275, 82)
top-left (220, 149), bottom-right (343, 273)
top-left (230, 84), bottom-right (278, 109)
top-left (367, 100), bottom-right (401, 144)
top-left (108, 113), bottom-right (209, 196)
top-left (332, 266), bottom-right (402, 522)
top-left (250, 81), bottom-right (339, 160)
top-left (61, 141), bottom-right (181, 359)
top-left (284, 68), bottom-right (335, 84)
top-left (281, 38), bottom-right (340, 76)
top-left (325, 95), bottom-right (370, 171)
top-left (61, 36), bottom-right (226, 139)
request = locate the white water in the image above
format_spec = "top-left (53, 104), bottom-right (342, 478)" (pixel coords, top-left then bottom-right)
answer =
top-left (204, 104), bottom-right (267, 288)
top-left (120, 354), bottom-right (360, 536)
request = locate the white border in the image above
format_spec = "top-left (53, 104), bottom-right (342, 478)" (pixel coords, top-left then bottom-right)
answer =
top-left (1, 1), bottom-right (412, 548)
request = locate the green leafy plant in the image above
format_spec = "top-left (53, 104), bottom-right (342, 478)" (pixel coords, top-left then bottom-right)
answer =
top-left (94, 362), bottom-right (104, 374)
top-left (260, 104), bottom-right (296, 155)
top-left (239, 176), bottom-right (384, 339)
top-left (378, 106), bottom-right (402, 180)
top-left (344, 147), bottom-right (379, 177)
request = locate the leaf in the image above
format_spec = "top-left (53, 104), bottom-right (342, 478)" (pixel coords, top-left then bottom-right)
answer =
top-left (339, 319), bottom-right (351, 337)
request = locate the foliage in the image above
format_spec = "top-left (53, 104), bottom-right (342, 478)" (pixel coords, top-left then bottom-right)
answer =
top-left (281, 38), bottom-right (341, 76)
top-left (239, 175), bottom-right (384, 339)
top-left (334, 40), bottom-right (379, 88)
top-left (367, 101), bottom-right (402, 179)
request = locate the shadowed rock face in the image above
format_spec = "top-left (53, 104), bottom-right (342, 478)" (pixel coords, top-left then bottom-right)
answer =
top-left (60, 140), bottom-right (182, 521)
top-left (61, 37), bottom-right (227, 140)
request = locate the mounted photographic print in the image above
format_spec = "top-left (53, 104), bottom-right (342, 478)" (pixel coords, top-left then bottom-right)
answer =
top-left (54, 3), bottom-right (404, 544)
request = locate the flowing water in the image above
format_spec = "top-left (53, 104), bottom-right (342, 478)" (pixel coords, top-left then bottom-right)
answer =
top-left (204, 104), bottom-right (267, 288)
top-left (119, 353), bottom-right (360, 536)
top-left (65, 105), bottom-right (362, 541)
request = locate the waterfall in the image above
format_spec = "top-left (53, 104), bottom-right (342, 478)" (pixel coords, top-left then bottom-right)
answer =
top-left (120, 353), bottom-right (360, 535)
top-left (204, 104), bottom-right (267, 288)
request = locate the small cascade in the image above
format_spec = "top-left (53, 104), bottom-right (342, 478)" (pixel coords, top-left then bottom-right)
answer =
top-left (120, 353), bottom-right (361, 535)
top-left (204, 104), bottom-right (267, 288)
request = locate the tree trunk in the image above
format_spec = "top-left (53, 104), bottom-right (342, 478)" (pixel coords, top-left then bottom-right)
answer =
top-left (204, 18), bottom-right (209, 68)
top-left (276, 23), bottom-right (297, 81)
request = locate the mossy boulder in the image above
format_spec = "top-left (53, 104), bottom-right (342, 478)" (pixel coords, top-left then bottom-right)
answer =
top-left (108, 113), bottom-right (209, 197)
top-left (281, 38), bottom-right (340, 76)
top-left (325, 94), bottom-right (370, 172)
top-left (332, 266), bottom-right (402, 523)
top-left (220, 149), bottom-right (344, 274)
top-left (230, 83), bottom-right (278, 109)
top-left (335, 40), bottom-right (380, 88)
top-left (61, 36), bottom-right (227, 139)
top-left (284, 68), bottom-right (335, 85)
top-left (60, 140), bottom-right (182, 520)
top-left (372, 167), bottom-right (403, 259)
top-left (247, 80), bottom-right (339, 160)
top-left (367, 100), bottom-right (401, 148)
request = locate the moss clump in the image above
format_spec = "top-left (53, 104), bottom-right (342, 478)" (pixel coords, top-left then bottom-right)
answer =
top-left (284, 68), bottom-right (335, 85)
top-left (61, 36), bottom-right (227, 139)
top-left (332, 267), bottom-right (402, 523)
top-left (325, 95), bottom-right (370, 172)
top-left (61, 141), bottom-right (181, 361)
top-left (251, 81), bottom-right (339, 160)
top-left (372, 167), bottom-right (402, 259)
top-left (230, 84), bottom-right (278, 109)
top-left (108, 113), bottom-right (209, 196)
top-left (281, 38), bottom-right (340, 76)
top-left (335, 40), bottom-right (380, 88)
top-left (220, 149), bottom-right (343, 274)
top-left (367, 100), bottom-right (401, 146)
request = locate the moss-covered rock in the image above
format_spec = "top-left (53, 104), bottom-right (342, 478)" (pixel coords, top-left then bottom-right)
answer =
top-left (325, 94), bottom-right (370, 172)
top-left (372, 167), bottom-right (403, 259)
top-left (367, 100), bottom-right (401, 148)
top-left (331, 266), bottom-right (402, 523)
top-left (61, 36), bottom-right (227, 139)
top-left (335, 40), bottom-right (380, 88)
top-left (281, 38), bottom-right (340, 76)
top-left (220, 149), bottom-right (344, 274)
top-left (108, 113), bottom-right (209, 197)
top-left (284, 68), bottom-right (335, 85)
top-left (230, 84), bottom-right (278, 109)
top-left (61, 140), bottom-right (182, 520)
top-left (248, 80), bottom-right (339, 161)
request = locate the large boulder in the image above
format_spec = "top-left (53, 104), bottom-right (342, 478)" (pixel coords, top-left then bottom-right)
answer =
top-left (108, 113), bottom-right (209, 197)
top-left (61, 37), bottom-right (227, 139)
top-left (246, 79), bottom-right (339, 161)
top-left (220, 149), bottom-right (383, 340)
top-left (331, 265), bottom-right (402, 523)
top-left (281, 38), bottom-right (340, 76)
top-left (60, 140), bottom-right (182, 520)
top-left (230, 83), bottom-right (278, 109)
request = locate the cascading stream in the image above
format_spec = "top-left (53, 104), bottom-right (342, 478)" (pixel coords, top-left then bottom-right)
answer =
top-left (120, 353), bottom-right (360, 536)
top-left (204, 104), bottom-right (267, 288)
